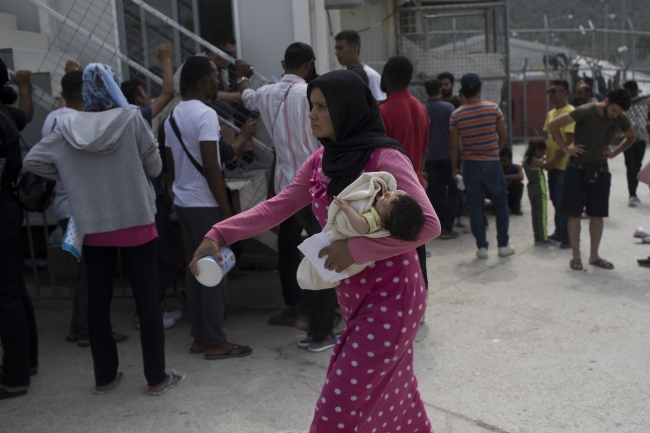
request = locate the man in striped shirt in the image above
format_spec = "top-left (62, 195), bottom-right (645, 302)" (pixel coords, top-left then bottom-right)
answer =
top-left (449, 73), bottom-right (515, 259)
top-left (237, 43), bottom-right (338, 352)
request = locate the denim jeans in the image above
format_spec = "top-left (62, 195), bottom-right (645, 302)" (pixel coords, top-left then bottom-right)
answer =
top-left (463, 160), bottom-right (510, 249)
top-left (547, 169), bottom-right (568, 243)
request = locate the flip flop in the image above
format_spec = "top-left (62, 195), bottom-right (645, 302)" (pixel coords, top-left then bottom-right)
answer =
top-left (569, 258), bottom-right (583, 271)
top-left (93, 372), bottom-right (123, 395)
top-left (204, 344), bottom-right (252, 360)
top-left (0, 388), bottom-right (27, 401)
top-left (148, 371), bottom-right (185, 397)
top-left (589, 258), bottom-right (614, 270)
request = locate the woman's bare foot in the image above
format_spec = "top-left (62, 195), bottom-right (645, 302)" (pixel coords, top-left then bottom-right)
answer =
top-left (94, 372), bottom-right (123, 393)
top-left (148, 372), bottom-right (183, 393)
top-left (295, 315), bottom-right (310, 332)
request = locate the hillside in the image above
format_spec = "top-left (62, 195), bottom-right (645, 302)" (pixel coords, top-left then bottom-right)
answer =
top-left (510, 0), bottom-right (650, 63)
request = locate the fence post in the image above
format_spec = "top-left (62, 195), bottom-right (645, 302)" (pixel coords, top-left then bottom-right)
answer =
top-left (504, 2), bottom-right (513, 146)
top-left (522, 58), bottom-right (528, 140)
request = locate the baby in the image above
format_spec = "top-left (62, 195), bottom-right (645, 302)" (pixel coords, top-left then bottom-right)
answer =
top-left (297, 172), bottom-right (426, 291)
top-left (332, 190), bottom-right (425, 242)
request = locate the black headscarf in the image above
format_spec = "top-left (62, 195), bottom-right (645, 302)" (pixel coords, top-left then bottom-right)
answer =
top-left (307, 70), bottom-right (429, 288)
top-left (307, 69), bottom-right (408, 200)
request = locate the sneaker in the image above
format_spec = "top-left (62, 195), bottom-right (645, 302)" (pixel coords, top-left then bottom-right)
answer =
top-left (560, 241), bottom-right (572, 249)
top-left (511, 209), bottom-right (523, 216)
top-left (456, 216), bottom-right (469, 228)
top-left (439, 229), bottom-right (460, 239)
top-left (476, 247), bottom-right (488, 259)
top-left (634, 226), bottom-right (650, 239)
top-left (297, 333), bottom-right (313, 349)
top-left (165, 309), bottom-right (183, 322)
top-left (535, 239), bottom-right (556, 246)
top-left (643, 236), bottom-right (650, 244)
top-left (498, 245), bottom-right (516, 257)
top-left (629, 196), bottom-right (641, 207)
top-left (162, 312), bottom-right (177, 329)
top-left (548, 233), bottom-right (560, 241)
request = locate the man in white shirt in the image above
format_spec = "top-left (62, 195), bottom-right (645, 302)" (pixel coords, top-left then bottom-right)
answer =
top-left (236, 43), bottom-right (339, 352)
top-left (334, 30), bottom-right (386, 101)
top-left (165, 56), bottom-right (252, 360)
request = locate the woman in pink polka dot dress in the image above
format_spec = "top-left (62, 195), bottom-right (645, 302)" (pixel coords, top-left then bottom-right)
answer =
top-left (191, 70), bottom-right (441, 432)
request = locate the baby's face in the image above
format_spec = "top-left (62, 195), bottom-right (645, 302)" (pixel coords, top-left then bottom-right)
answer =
top-left (375, 190), bottom-right (405, 220)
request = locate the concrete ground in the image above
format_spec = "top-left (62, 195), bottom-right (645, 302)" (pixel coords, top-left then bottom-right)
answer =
top-left (3, 144), bottom-right (650, 433)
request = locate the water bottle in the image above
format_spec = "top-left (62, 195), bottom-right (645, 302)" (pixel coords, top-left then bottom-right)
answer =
top-left (195, 246), bottom-right (236, 287)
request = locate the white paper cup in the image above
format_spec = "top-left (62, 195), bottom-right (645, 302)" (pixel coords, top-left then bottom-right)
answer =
top-left (195, 247), bottom-right (236, 287)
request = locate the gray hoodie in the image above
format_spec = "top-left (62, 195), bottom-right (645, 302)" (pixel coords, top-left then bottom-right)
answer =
top-left (24, 107), bottom-right (161, 238)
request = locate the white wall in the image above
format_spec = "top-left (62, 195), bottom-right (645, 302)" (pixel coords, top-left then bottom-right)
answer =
top-left (236, 0), bottom-right (297, 80)
top-left (0, 0), bottom-right (42, 33)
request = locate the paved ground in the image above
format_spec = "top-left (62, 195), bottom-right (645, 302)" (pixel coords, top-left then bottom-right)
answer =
top-left (3, 144), bottom-right (650, 433)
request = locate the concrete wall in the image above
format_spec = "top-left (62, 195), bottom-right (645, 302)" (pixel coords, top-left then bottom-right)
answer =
top-left (0, 0), bottom-right (42, 33)
top-left (236, 0), bottom-right (296, 80)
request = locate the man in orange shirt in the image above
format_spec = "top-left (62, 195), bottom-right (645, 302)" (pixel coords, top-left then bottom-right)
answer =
top-left (378, 56), bottom-right (429, 187)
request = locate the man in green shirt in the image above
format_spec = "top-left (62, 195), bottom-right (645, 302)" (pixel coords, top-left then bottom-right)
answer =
top-left (549, 89), bottom-right (636, 271)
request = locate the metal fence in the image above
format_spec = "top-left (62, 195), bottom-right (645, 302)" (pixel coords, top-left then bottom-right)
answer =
top-left (20, 0), bottom-right (280, 298)
top-left (395, 1), bottom-right (512, 141)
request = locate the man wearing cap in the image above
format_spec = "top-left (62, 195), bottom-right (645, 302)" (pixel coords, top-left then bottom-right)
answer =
top-left (236, 43), bottom-right (339, 352)
top-left (449, 73), bottom-right (514, 259)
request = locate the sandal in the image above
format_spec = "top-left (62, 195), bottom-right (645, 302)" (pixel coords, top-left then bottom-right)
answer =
top-left (204, 343), bottom-right (252, 360)
top-left (0, 388), bottom-right (27, 401)
top-left (94, 372), bottom-right (123, 395)
top-left (569, 258), bottom-right (583, 271)
top-left (589, 258), bottom-right (614, 270)
top-left (148, 371), bottom-right (185, 397)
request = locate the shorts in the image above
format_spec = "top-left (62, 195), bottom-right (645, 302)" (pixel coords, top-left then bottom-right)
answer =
top-left (561, 165), bottom-right (611, 218)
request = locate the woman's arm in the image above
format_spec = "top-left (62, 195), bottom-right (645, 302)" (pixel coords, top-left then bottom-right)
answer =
top-left (348, 149), bottom-right (441, 264)
top-left (23, 131), bottom-right (61, 180)
top-left (204, 153), bottom-right (316, 246)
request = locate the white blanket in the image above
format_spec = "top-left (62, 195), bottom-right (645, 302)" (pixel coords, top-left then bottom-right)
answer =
top-left (297, 172), bottom-right (397, 290)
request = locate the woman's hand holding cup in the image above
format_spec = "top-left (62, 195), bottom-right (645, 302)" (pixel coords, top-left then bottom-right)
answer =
top-left (190, 238), bottom-right (222, 276)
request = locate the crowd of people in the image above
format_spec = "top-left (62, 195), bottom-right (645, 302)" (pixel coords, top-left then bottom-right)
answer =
top-left (1, 26), bottom-right (649, 432)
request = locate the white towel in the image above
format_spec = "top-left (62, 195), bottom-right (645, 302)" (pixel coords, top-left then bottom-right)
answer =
top-left (297, 172), bottom-right (397, 290)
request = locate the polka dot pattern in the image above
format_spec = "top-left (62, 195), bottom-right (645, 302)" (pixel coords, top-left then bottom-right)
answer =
top-left (304, 147), bottom-right (431, 432)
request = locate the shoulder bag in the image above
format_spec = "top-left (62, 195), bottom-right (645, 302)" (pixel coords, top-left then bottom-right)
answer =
top-left (168, 110), bottom-right (243, 258)
top-left (0, 107), bottom-right (55, 212)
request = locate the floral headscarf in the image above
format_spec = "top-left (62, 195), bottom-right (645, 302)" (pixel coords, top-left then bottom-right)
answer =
top-left (82, 63), bottom-right (130, 111)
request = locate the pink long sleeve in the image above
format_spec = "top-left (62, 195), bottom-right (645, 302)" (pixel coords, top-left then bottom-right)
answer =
top-left (348, 149), bottom-right (441, 264)
top-left (205, 156), bottom-right (314, 245)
